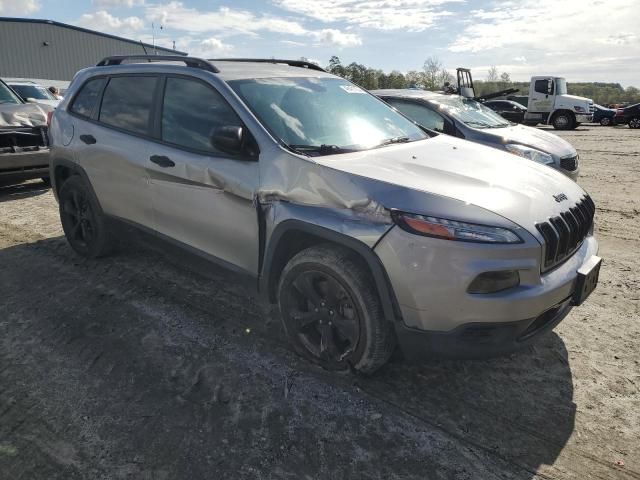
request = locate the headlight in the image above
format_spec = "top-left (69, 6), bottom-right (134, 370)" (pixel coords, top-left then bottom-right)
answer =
top-left (504, 144), bottom-right (555, 165)
top-left (574, 106), bottom-right (585, 113)
top-left (391, 211), bottom-right (522, 244)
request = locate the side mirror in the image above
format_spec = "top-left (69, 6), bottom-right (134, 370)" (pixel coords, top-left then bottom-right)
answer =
top-left (211, 125), bottom-right (244, 155)
top-left (26, 97), bottom-right (38, 103)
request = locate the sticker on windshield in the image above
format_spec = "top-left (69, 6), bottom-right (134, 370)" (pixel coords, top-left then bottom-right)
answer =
top-left (340, 85), bottom-right (366, 94)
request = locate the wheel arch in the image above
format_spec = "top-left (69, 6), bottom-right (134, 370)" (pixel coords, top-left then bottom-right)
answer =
top-left (51, 158), bottom-right (104, 214)
top-left (260, 219), bottom-right (402, 324)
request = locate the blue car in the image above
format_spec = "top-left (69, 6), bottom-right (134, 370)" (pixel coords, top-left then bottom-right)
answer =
top-left (592, 104), bottom-right (616, 126)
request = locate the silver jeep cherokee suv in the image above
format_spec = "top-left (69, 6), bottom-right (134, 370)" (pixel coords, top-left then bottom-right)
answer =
top-left (49, 56), bottom-right (601, 373)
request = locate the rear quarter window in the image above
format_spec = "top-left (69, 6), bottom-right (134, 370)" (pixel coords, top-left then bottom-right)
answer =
top-left (98, 76), bottom-right (157, 135)
top-left (70, 78), bottom-right (107, 118)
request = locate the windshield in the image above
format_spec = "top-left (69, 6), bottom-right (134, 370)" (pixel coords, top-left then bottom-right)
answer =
top-left (10, 84), bottom-right (55, 101)
top-left (555, 78), bottom-right (568, 95)
top-left (229, 77), bottom-right (428, 154)
top-left (429, 95), bottom-right (511, 129)
top-left (0, 81), bottom-right (22, 105)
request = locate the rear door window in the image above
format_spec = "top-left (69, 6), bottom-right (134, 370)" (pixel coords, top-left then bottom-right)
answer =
top-left (70, 77), bottom-right (106, 118)
top-left (387, 99), bottom-right (446, 133)
top-left (99, 76), bottom-right (157, 136)
top-left (161, 76), bottom-right (242, 154)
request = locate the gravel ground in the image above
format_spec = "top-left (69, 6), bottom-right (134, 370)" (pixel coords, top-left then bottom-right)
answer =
top-left (0, 125), bottom-right (638, 480)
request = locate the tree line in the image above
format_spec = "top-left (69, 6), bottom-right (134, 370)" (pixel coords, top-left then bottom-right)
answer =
top-left (323, 56), bottom-right (640, 106)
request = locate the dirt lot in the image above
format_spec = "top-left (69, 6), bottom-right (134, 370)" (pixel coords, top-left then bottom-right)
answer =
top-left (0, 125), bottom-right (638, 480)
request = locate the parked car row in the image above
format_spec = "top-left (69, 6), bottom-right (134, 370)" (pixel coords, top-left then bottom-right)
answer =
top-left (484, 97), bottom-right (638, 129)
top-left (44, 56), bottom-right (601, 373)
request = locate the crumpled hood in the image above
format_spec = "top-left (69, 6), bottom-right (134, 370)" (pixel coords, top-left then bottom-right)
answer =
top-left (315, 135), bottom-right (587, 232)
top-left (0, 103), bottom-right (49, 127)
top-left (479, 124), bottom-right (576, 158)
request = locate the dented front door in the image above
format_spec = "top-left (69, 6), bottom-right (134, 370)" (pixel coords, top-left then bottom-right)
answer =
top-left (148, 145), bottom-right (260, 274)
top-left (148, 76), bottom-right (260, 274)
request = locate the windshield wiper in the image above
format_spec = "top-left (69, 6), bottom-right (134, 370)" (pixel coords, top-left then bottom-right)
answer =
top-left (374, 136), bottom-right (412, 148)
top-left (286, 144), bottom-right (357, 156)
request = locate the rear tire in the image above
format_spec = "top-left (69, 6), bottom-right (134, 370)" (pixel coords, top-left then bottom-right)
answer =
top-left (59, 176), bottom-right (113, 258)
top-left (629, 117), bottom-right (640, 129)
top-left (278, 244), bottom-right (395, 374)
top-left (552, 111), bottom-right (575, 130)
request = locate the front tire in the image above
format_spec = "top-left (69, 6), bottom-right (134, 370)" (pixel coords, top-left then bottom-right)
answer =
top-left (59, 176), bottom-right (113, 258)
top-left (552, 111), bottom-right (575, 130)
top-left (278, 245), bottom-right (395, 374)
top-left (629, 117), bottom-right (640, 129)
top-left (600, 117), bottom-right (611, 126)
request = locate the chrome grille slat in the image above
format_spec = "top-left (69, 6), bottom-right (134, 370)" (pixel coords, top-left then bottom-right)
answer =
top-left (536, 195), bottom-right (595, 270)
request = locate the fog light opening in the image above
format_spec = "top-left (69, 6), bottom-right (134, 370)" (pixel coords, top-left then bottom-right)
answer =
top-left (467, 270), bottom-right (520, 294)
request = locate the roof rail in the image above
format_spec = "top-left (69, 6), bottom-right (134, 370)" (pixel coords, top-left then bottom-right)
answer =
top-left (209, 58), bottom-right (326, 72)
top-left (96, 55), bottom-right (219, 73)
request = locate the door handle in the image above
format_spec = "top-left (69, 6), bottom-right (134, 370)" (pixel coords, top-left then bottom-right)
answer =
top-left (79, 134), bottom-right (96, 145)
top-left (150, 155), bottom-right (175, 168)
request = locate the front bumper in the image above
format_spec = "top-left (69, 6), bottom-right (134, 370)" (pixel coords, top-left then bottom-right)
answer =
top-left (375, 226), bottom-right (599, 358)
top-left (0, 149), bottom-right (50, 182)
top-left (575, 113), bottom-right (593, 123)
top-left (613, 117), bottom-right (628, 125)
top-left (395, 296), bottom-right (573, 360)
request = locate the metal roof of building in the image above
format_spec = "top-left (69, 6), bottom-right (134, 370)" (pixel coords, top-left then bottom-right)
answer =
top-left (0, 17), bottom-right (187, 55)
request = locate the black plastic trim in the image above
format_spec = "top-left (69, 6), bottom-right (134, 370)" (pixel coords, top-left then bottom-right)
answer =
top-left (395, 297), bottom-right (573, 361)
top-left (260, 219), bottom-right (402, 324)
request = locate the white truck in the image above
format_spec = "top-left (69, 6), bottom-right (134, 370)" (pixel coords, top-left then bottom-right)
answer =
top-left (456, 69), bottom-right (594, 130)
top-left (523, 76), bottom-right (594, 130)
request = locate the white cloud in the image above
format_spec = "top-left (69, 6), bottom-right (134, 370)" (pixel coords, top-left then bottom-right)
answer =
top-left (281, 40), bottom-right (306, 47)
top-left (199, 37), bottom-right (232, 55)
top-left (0, 0), bottom-right (39, 14)
top-left (312, 29), bottom-right (362, 47)
top-left (273, 0), bottom-right (461, 31)
top-left (76, 10), bottom-right (144, 34)
top-left (93, 0), bottom-right (144, 7)
top-left (143, 2), bottom-right (361, 48)
top-left (145, 2), bottom-right (306, 37)
top-left (447, 0), bottom-right (640, 85)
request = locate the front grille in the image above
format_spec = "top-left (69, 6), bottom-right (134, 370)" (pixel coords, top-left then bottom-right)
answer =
top-left (0, 126), bottom-right (48, 150)
top-left (536, 195), bottom-right (595, 270)
top-left (560, 155), bottom-right (578, 171)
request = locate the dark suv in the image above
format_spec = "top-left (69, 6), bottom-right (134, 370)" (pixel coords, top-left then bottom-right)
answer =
top-left (613, 103), bottom-right (640, 128)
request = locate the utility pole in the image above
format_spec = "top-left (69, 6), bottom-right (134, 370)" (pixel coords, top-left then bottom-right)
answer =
top-left (152, 22), bottom-right (163, 55)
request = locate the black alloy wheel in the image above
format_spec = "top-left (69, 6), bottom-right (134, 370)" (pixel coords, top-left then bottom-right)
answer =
top-left (58, 176), bottom-right (113, 258)
top-left (61, 189), bottom-right (96, 250)
top-left (282, 269), bottom-right (361, 364)
top-left (278, 245), bottom-right (396, 374)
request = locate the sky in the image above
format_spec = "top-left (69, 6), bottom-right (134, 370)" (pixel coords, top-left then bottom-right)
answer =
top-left (3, 0), bottom-right (639, 87)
